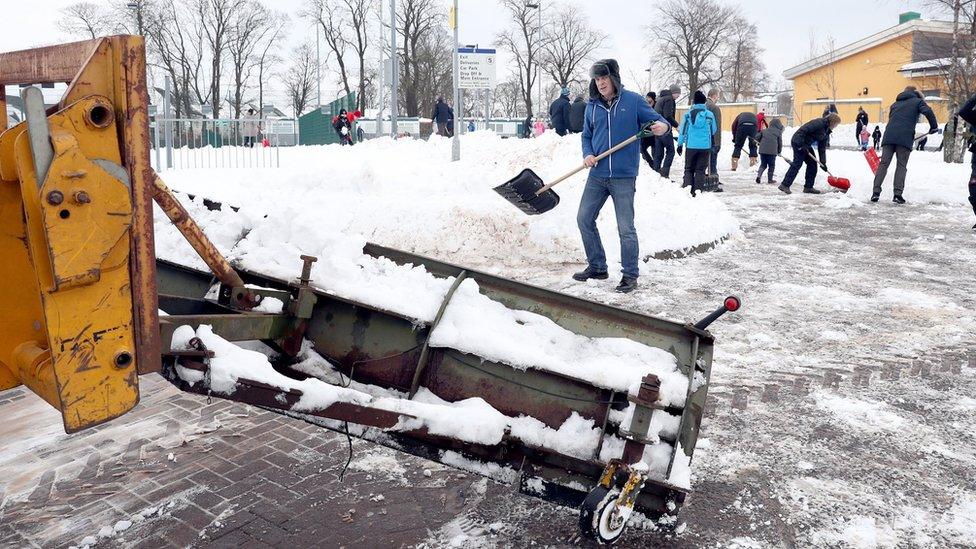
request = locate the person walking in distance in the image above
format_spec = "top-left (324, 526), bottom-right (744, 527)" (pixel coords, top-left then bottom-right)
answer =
top-left (242, 108), bottom-right (260, 148)
top-left (432, 95), bottom-right (454, 137)
top-left (675, 91), bottom-right (718, 196)
top-left (574, 59), bottom-right (670, 293)
top-left (872, 125), bottom-right (882, 151)
top-left (652, 85), bottom-right (680, 178)
top-left (568, 94), bottom-right (587, 134)
top-left (640, 91), bottom-right (657, 168)
top-left (855, 106), bottom-right (869, 142)
top-left (549, 87), bottom-right (572, 136)
top-left (871, 86), bottom-right (938, 204)
top-left (777, 113), bottom-right (841, 195)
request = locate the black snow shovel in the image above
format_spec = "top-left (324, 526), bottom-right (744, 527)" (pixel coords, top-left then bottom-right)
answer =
top-left (494, 124), bottom-right (659, 215)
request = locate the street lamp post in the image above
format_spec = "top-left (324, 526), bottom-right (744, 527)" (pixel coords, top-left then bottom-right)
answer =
top-left (526, 3), bottom-right (541, 119)
top-left (451, 0), bottom-right (460, 161)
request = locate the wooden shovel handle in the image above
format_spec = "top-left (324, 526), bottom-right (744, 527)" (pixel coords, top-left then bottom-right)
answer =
top-left (534, 133), bottom-right (644, 196)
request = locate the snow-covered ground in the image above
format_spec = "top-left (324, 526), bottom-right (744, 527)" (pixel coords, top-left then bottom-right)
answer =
top-left (3, 129), bottom-right (976, 547)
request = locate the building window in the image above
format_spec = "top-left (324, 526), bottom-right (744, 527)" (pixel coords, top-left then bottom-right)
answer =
top-left (920, 89), bottom-right (940, 98)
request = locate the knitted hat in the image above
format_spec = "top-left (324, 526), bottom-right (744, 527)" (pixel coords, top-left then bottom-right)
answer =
top-left (693, 90), bottom-right (707, 104)
top-left (669, 84), bottom-right (681, 94)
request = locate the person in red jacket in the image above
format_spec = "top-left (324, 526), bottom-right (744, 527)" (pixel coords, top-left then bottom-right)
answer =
top-left (331, 109), bottom-right (362, 145)
top-left (756, 109), bottom-right (768, 131)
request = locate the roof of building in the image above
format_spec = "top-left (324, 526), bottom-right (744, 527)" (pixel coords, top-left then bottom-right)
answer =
top-left (783, 19), bottom-right (955, 79)
top-left (897, 57), bottom-right (959, 80)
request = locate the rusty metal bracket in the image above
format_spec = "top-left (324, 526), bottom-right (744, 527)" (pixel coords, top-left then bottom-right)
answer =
top-left (407, 270), bottom-right (468, 398)
top-left (168, 357), bottom-right (414, 429)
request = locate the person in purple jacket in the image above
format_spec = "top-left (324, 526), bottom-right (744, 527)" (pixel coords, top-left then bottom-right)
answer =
top-left (573, 59), bottom-right (670, 293)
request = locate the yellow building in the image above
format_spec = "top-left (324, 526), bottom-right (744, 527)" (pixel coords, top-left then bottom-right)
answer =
top-left (784, 13), bottom-right (953, 125)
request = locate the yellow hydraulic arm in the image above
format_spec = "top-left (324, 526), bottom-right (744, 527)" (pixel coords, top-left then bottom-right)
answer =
top-left (0, 36), bottom-right (161, 432)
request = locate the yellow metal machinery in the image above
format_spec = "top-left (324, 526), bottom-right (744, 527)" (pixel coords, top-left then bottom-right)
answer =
top-left (0, 36), bottom-right (160, 432)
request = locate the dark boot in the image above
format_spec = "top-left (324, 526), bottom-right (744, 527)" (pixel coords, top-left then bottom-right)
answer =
top-left (871, 193), bottom-right (880, 202)
top-left (778, 184), bottom-right (792, 194)
top-left (572, 267), bottom-right (609, 282)
top-left (893, 195), bottom-right (906, 204)
top-left (615, 276), bottom-right (638, 293)
top-left (802, 187), bottom-right (822, 194)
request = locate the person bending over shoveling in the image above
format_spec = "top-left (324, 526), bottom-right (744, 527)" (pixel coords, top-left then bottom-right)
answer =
top-left (778, 113), bottom-right (841, 195)
top-left (574, 59), bottom-right (670, 294)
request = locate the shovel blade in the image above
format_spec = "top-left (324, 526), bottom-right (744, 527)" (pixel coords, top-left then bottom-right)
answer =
top-left (493, 168), bottom-right (560, 215)
top-left (828, 176), bottom-right (851, 192)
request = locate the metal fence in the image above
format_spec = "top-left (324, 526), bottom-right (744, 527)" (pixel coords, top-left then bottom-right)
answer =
top-left (151, 118), bottom-right (294, 171)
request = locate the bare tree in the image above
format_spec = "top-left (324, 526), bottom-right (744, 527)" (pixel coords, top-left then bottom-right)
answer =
top-left (539, 4), bottom-right (607, 89)
top-left (411, 24), bottom-right (454, 119)
top-left (58, 2), bottom-right (115, 39)
top-left (721, 18), bottom-right (768, 101)
top-left (919, 0), bottom-right (976, 162)
top-left (226, 2), bottom-right (278, 118)
top-left (344, 0), bottom-right (376, 111)
top-left (256, 19), bottom-right (289, 114)
top-left (649, 0), bottom-right (740, 103)
top-left (144, 2), bottom-right (201, 119)
top-left (282, 42), bottom-right (318, 119)
top-left (108, 0), bottom-right (151, 35)
top-left (807, 34), bottom-right (839, 102)
top-left (495, 0), bottom-right (550, 117)
top-left (304, 0), bottom-right (353, 103)
top-left (493, 76), bottom-right (524, 117)
top-left (195, 0), bottom-right (242, 119)
top-left (395, 0), bottom-right (443, 117)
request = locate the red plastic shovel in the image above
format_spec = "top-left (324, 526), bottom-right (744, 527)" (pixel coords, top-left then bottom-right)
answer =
top-left (864, 148), bottom-right (880, 174)
top-left (804, 150), bottom-right (850, 192)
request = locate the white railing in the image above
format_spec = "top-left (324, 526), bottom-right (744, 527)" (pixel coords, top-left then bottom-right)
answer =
top-left (151, 117), bottom-right (294, 171)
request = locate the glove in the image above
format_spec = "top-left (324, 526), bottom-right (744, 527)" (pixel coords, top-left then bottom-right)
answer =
top-left (819, 162), bottom-right (828, 172)
top-left (341, 126), bottom-right (349, 135)
top-left (676, 145), bottom-right (683, 156)
top-left (929, 127), bottom-right (939, 134)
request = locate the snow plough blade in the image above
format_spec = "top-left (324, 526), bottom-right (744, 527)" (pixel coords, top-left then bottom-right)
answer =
top-left (154, 243), bottom-right (738, 527)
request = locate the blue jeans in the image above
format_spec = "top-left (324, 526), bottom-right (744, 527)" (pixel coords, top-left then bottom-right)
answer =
top-left (709, 144), bottom-right (720, 175)
top-left (577, 174), bottom-right (639, 278)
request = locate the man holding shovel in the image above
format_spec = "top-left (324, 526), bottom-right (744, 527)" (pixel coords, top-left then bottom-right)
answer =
top-left (574, 59), bottom-right (670, 293)
top-left (871, 86), bottom-right (938, 204)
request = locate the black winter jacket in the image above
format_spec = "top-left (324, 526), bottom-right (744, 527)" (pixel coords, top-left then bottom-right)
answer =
top-left (791, 117), bottom-right (832, 163)
top-left (568, 98), bottom-right (586, 133)
top-left (957, 94), bottom-right (976, 153)
top-left (655, 90), bottom-right (679, 127)
top-left (548, 95), bottom-right (571, 133)
top-left (432, 100), bottom-right (453, 124)
top-left (731, 112), bottom-right (758, 135)
top-left (882, 90), bottom-right (937, 149)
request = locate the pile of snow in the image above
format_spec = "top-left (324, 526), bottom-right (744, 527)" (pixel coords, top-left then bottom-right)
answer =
top-left (158, 130), bottom-right (739, 273)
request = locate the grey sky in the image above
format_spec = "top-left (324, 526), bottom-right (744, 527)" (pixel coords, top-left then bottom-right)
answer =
top-left (3, 0), bottom-right (934, 108)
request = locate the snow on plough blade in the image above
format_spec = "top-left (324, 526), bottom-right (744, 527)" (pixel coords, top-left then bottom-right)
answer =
top-left (0, 36), bottom-right (739, 544)
top-left (155, 247), bottom-right (737, 543)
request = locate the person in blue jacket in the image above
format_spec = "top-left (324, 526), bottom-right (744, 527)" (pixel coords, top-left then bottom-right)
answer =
top-left (676, 91), bottom-right (718, 196)
top-left (573, 59), bottom-right (670, 294)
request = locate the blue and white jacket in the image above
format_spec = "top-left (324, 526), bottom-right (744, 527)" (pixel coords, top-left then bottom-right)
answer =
top-left (676, 104), bottom-right (717, 150)
top-left (582, 88), bottom-right (668, 178)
